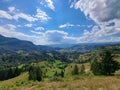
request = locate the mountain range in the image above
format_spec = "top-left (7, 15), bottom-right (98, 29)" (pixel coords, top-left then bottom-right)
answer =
top-left (0, 35), bottom-right (120, 54)
top-left (0, 35), bottom-right (57, 53)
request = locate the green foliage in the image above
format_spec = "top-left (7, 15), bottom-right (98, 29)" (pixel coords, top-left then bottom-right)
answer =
top-left (29, 65), bottom-right (42, 81)
top-left (0, 67), bottom-right (21, 81)
top-left (61, 70), bottom-right (64, 77)
top-left (91, 50), bottom-right (119, 75)
top-left (72, 64), bottom-right (79, 75)
top-left (80, 64), bottom-right (85, 74)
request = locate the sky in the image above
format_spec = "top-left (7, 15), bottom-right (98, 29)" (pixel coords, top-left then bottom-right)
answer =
top-left (0, 0), bottom-right (120, 45)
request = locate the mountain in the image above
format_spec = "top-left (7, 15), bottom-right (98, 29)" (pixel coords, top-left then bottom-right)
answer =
top-left (48, 44), bottom-right (75, 48)
top-left (61, 42), bottom-right (120, 53)
top-left (0, 35), bottom-right (40, 53)
top-left (0, 35), bottom-right (58, 53)
top-left (0, 35), bottom-right (120, 54)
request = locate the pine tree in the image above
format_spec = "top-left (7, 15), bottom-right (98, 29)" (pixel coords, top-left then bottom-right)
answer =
top-left (36, 66), bottom-right (42, 81)
top-left (61, 70), bottom-right (64, 77)
top-left (72, 64), bottom-right (79, 75)
top-left (29, 65), bottom-right (42, 81)
top-left (101, 50), bottom-right (119, 75)
top-left (80, 64), bottom-right (85, 74)
top-left (91, 50), bottom-right (119, 75)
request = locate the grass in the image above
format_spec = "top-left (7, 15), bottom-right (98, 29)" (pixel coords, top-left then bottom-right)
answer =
top-left (0, 72), bottom-right (29, 90)
top-left (5, 75), bottom-right (120, 90)
top-left (38, 60), bottom-right (66, 78)
top-left (0, 59), bottom-right (120, 90)
top-left (0, 67), bottom-right (120, 90)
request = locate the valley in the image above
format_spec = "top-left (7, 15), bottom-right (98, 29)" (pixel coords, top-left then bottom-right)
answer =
top-left (0, 35), bottom-right (120, 90)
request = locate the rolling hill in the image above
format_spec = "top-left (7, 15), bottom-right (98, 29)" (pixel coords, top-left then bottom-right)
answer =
top-left (0, 35), bottom-right (59, 54)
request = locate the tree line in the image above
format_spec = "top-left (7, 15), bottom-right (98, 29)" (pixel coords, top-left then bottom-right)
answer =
top-left (0, 67), bottom-right (21, 80)
top-left (0, 49), bottom-right (119, 81)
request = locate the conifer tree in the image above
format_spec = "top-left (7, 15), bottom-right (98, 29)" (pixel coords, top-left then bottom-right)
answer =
top-left (91, 50), bottom-right (119, 75)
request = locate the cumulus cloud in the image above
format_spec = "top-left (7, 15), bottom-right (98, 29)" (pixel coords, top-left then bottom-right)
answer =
top-left (71, 0), bottom-right (120, 43)
top-left (35, 27), bottom-right (45, 31)
top-left (35, 8), bottom-right (50, 22)
top-left (30, 30), bottom-right (78, 44)
top-left (25, 24), bottom-right (33, 27)
top-left (13, 13), bottom-right (37, 22)
top-left (0, 25), bottom-right (78, 45)
top-left (8, 7), bottom-right (15, 12)
top-left (6, 24), bottom-right (16, 31)
top-left (0, 7), bottom-right (50, 22)
top-left (39, 0), bottom-right (55, 11)
top-left (45, 0), bottom-right (55, 11)
top-left (30, 30), bottom-right (44, 36)
top-left (73, 0), bottom-right (120, 24)
top-left (45, 30), bottom-right (68, 42)
top-left (78, 25), bottom-right (120, 43)
top-left (45, 30), bottom-right (78, 44)
top-left (0, 26), bottom-right (47, 45)
top-left (0, 10), bottom-right (12, 19)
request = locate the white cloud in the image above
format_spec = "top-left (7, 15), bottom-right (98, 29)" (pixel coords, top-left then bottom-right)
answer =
top-left (44, 30), bottom-right (78, 44)
top-left (72, 0), bottom-right (120, 24)
top-left (35, 8), bottom-right (50, 22)
top-left (0, 7), bottom-right (50, 22)
top-left (30, 30), bottom-right (44, 35)
top-left (8, 7), bottom-right (15, 12)
top-left (6, 24), bottom-right (16, 31)
top-left (45, 0), bottom-right (55, 11)
top-left (35, 27), bottom-right (45, 30)
top-left (59, 23), bottom-right (74, 28)
top-left (0, 26), bottom-right (47, 45)
top-left (70, 0), bottom-right (120, 43)
top-left (39, 0), bottom-right (55, 11)
top-left (13, 13), bottom-right (37, 22)
top-left (0, 7), bottom-right (37, 22)
top-left (30, 30), bottom-right (78, 44)
top-left (25, 24), bottom-right (33, 27)
top-left (0, 10), bottom-right (12, 19)
top-left (0, 25), bottom-right (78, 45)
top-left (59, 23), bottom-right (81, 28)
top-left (78, 25), bottom-right (120, 43)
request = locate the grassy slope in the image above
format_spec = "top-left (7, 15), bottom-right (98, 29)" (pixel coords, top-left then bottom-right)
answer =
top-left (0, 72), bottom-right (28, 89)
top-left (22, 77), bottom-right (120, 90)
top-left (0, 52), bottom-right (120, 90)
top-left (0, 74), bottom-right (120, 90)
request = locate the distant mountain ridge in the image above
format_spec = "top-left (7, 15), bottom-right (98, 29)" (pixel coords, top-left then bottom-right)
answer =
top-left (0, 35), bottom-right (58, 53)
top-left (0, 35), bottom-right (39, 53)
top-left (48, 44), bottom-right (75, 48)
top-left (61, 42), bottom-right (120, 53)
top-left (0, 35), bottom-right (120, 54)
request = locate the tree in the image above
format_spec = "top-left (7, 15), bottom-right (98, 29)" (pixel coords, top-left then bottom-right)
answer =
top-left (80, 64), bottom-right (85, 74)
top-left (0, 67), bottom-right (21, 81)
top-left (29, 65), bottom-right (42, 81)
top-left (72, 64), bottom-right (79, 75)
top-left (61, 70), bottom-right (64, 77)
top-left (91, 50), bottom-right (119, 75)
top-left (36, 66), bottom-right (42, 81)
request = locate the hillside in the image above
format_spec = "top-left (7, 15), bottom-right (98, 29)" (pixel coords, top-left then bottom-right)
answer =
top-left (0, 35), bottom-right (59, 54)
top-left (1, 34), bottom-right (120, 54)
top-left (61, 43), bottom-right (120, 53)
top-left (0, 63), bottom-right (120, 90)
top-left (0, 45), bottom-right (120, 90)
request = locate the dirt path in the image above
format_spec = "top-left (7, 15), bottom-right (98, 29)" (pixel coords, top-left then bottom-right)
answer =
top-left (21, 85), bottom-right (38, 90)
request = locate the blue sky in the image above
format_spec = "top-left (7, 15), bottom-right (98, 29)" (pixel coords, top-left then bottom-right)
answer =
top-left (0, 0), bottom-right (120, 45)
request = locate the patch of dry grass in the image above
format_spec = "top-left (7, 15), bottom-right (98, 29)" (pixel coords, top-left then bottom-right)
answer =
top-left (0, 72), bottom-right (28, 90)
top-left (10, 76), bottom-right (120, 90)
